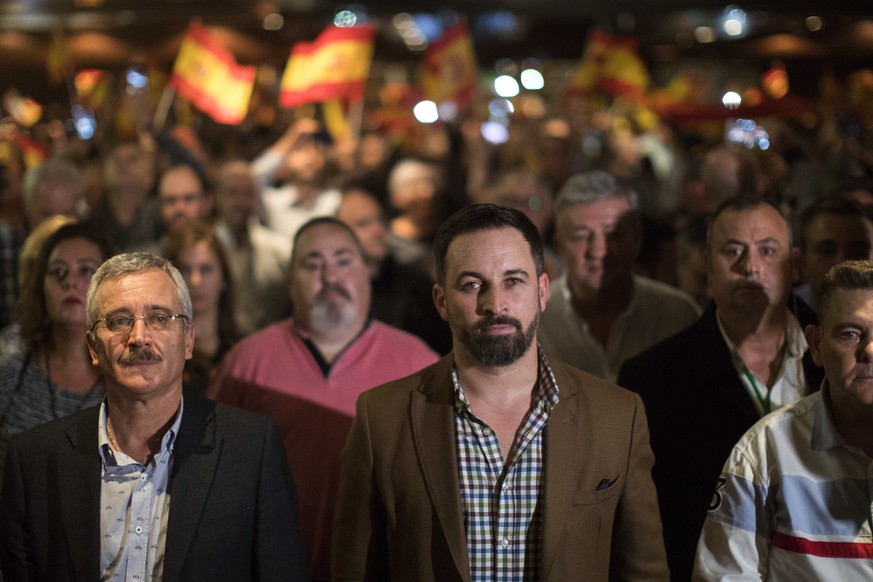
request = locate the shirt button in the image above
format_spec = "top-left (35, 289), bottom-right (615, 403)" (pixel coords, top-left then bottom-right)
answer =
top-left (482, 428), bottom-right (492, 436)
top-left (502, 482), bottom-right (511, 491)
top-left (134, 526), bottom-right (143, 534)
top-left (500, 539), bottom-right (509, 548)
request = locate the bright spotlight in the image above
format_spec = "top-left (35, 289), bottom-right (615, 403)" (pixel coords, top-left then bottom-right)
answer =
top-left (334, 10), bottom-right (358, 27)
top-left (520, 69), bottom-right (544, 90)
top-left (494, 75), bottom-right (520, 98)
top-left (413, 100), bottom-right (439, 123)
top-left (481, 121), bottom-right (509, 144)
top-left (722, 7), bottom-right (746, 37)
top-left (722, 91), bottom-right (742, 109)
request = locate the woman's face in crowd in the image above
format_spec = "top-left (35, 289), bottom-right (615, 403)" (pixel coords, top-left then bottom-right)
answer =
top-left (175, 241), bottom-right (224, 317)
top-left (44, 237), bottom-right (103, 329)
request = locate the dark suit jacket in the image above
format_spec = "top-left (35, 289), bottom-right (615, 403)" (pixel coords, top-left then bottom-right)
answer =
top-left (0, 395), bottom-right (308, 582)
top-left (617, 302), bottom-right (823, 582)
top-left (332, 355), bottom-right (669, 581)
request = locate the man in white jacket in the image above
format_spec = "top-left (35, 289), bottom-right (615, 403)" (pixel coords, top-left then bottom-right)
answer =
top-left (695, 259), bottom-right (873, 581)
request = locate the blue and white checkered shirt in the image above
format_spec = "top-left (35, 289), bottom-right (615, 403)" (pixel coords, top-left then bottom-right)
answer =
top-left (453, 346), bottom-right (560, 581)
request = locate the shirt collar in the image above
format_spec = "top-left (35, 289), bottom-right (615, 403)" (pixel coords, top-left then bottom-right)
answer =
top-left (452, 344), bottom-right (560, 414)
top-left (716, 306), bottom-right (807, 367)
top-left (97, 396), bottom-right (184, 468)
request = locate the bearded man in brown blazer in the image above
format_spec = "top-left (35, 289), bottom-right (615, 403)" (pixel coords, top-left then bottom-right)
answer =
top-left (332, 204), bottom-right (668, 581)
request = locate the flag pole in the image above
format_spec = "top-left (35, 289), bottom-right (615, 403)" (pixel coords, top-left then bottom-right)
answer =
top-left (347, 98), bottom-right (365, 143)
top-left (152, 83), bottom-right (176, 133)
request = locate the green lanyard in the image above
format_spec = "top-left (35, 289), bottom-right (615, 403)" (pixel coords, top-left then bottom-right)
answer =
top-left (743, 366), bottom-right (772, 415)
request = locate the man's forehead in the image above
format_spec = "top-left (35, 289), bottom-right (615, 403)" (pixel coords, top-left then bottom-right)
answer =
top-left (561, 198), bottom-right (632, 224)
top-left (96, 270), bottom-right (176, 302)
top-left (807, 213), bottom-right (873, 238)
top-left (338, 193), bottom-right (380, 221)
top-left (295, 225), bottom-right (360, 258)
top-left (712, 205), bottom-right (789, 241)
top-left (161, 168), bottom-right (202, 194)
top-left (446, 228), bottom-right (534, 271)
top-left (823, 287), bottom-right (873, 326)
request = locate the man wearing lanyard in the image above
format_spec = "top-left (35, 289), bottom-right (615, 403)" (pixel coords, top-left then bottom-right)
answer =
top-left (0, 253), bottom-right (306, 581)
top-left (333, 204), bottom-right (668, 581)
top-left (695, 260), bottom-right (873, 579)
top-left (618, 195), bottom-right (824, 581)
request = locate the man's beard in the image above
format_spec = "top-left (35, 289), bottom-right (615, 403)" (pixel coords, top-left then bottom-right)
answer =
top-left (310, 284), bottom-right (355, 330)
top-left (453, 311), bottom-right (539, 368)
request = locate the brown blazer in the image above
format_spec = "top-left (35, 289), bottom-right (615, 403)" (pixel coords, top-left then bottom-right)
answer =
top-left (332, 355), bottom-right (669, 581)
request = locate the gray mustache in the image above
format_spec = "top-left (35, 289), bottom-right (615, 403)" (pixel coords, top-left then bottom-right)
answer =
top-left (119, 349), bottom-right (163, 365)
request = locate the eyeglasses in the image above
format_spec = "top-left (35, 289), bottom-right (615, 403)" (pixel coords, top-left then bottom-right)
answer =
top-left (92, 313), bottom-right (188, 334)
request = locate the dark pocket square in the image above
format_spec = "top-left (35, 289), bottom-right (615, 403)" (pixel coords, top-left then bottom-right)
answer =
top-left (596, 476), bottom-right (619, 490)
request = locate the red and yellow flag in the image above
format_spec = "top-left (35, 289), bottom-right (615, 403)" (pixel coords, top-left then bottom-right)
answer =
top-left (169, 23), bottom-right (256, 125)
top-left (279, 25), bottom-right (375, 108)
top-left (420, 22), bottom-right (477, 109)
top-left (568, 30), bottom-right (650, 99)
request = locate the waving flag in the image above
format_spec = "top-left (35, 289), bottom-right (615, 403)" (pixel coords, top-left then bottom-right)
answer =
top-left (420, 21), bottom-right (477, 109)
top-left (568, 30), bottom-right (650, 98)
top-left (279, 25), bottom-right (375, 108)
top-left (169, 23), bottom-right (256, 125)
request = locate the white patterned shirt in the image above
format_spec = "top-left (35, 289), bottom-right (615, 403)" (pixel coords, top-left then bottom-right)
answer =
top-left (98, 398), bottom-right (183, 581)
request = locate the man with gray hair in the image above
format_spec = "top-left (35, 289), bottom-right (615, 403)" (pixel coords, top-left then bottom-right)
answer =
top-left (539, 170), bottom-right (699, 381)
top-left (0, 252), bottom-right (306, 581)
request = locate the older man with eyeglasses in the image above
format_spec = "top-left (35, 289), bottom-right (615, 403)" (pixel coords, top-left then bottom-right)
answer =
top-left (0, 252), bottom-right (307, 582)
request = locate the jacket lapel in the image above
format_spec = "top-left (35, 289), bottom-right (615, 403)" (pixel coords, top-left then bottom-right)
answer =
top-left (162, 397), bottom-right (220, 582)
top-left (57, 409), bottom-right (103, 582)
top-left (411, 357), bottom-right (471, 582)
top-left (540, 368), bottom-right (580, 579)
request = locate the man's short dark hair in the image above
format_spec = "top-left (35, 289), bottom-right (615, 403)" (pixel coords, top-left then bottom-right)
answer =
top-left (707, 195), bottom-right (792, 249)
top-left (433, 203), bottom-right (544, 285)
top-left (818, 260), bottom-right (873, 320)
top-left (290, 216), bottom-right (365, 267)
top-left (798, 195), bottom-right (870, 251)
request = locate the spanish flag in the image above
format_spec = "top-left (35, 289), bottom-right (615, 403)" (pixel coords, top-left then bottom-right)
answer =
top-left (567, 30), bottom-right (650, 99)
top-left (279, 25), bottom-right (375, 108)
top-left (420, 22), bottom-right (477, 109)
top-left (169, 23), bottom-right (256, 125)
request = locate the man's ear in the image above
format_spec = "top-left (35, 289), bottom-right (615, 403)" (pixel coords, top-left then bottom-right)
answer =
top-left (86, 331), bottom-right (99, 366)
top-left (184, 320), bottom-right (195, 360)
top-left (538, 272), bottom-right (549, 312)
top-left (804, 323), bottom-right (823, 366)
top-left (433, 283), bottom-right (448, 322)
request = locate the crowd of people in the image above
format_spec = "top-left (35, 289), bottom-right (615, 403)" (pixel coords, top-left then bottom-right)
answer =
top-left (0, 101), bottom-right (872, 581)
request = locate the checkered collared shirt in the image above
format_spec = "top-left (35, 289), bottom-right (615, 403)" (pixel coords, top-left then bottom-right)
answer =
top-left (453, 346), bottom-right (560, 582)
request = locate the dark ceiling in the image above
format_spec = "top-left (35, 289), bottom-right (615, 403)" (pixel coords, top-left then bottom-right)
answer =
top-left (2, 1), bottom-right (873, 102)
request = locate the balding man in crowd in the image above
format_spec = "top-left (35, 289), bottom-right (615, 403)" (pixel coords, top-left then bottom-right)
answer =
top-left (156, 164), bottom-right (212, 235)
top-left (618, 196), bottom-right (824, 580)
top-left (210, 217), bottom-right (438, 580)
